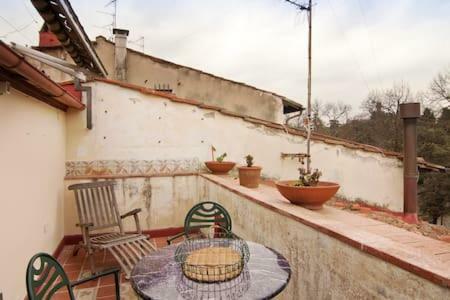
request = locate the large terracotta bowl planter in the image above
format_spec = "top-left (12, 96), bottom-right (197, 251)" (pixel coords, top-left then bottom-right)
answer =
top-left (275, 180), bottom-right (340, 210)
top-left (204, 161), bottom-right (236, 174)
top-left (238, 166), bottom-right (262, 188)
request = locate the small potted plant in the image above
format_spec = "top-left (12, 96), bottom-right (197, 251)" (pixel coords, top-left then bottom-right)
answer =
top-left (275, 167), bottom-right (340, 210)
top-left (204, 146), bottom-right (236, 174)
top-left (238, 155), bottom-right (262, 188)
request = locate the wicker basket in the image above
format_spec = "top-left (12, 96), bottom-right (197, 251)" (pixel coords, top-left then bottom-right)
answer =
top-left (175, 229), bottom-right (249, 283)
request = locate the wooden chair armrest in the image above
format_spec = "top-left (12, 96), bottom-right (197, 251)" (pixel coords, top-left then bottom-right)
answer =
top-left (70, 267), bottom-right (120, 287)
top-left (76, 222), bottom-right (94, 228)
top-left (120, 208), bottom-right (142, 219)
top-left (167, 231), bottom-right (185, 245)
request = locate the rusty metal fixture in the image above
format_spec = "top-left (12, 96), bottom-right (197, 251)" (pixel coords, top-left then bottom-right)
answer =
top-left (0, 41), bottom-right (84, 109)
top-left (400, 102), bottom-right (421, 223)
top-left (75, 78), bottom-right (93, 129)
top-left (280, 153), bottom-right (310, 164)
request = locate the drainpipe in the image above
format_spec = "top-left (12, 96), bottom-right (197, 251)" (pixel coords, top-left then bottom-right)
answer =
top-left (399, 102), bottom-right (420, 224)
top-left (74, 79), bottom-right (93, 129)
top-left (0, 41), bottom-right (83, 109)
top-left (285, 111), bottom-right (303, 125)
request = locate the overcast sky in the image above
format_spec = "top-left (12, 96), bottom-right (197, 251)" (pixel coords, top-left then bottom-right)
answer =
top-left (1, 0), bottom-right (449, 113)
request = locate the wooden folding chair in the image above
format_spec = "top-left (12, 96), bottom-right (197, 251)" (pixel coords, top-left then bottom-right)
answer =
top-left (68, 181), bottom-right (156, 277)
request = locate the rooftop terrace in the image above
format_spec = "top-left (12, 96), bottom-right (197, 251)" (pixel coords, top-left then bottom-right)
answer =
top-left (47, 173), bottom-right (450, 299)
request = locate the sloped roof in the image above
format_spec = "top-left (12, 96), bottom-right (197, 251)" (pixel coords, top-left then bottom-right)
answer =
top-left (31, 0), bottom-right (107, 76)
top-left (68, 77), bottom-right (445, 172)
top-left (95, 36), bottom-right (303, 113)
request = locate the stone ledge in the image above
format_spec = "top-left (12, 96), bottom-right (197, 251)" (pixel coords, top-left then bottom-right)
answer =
top-left (200, 173), bottom-right (450, 288)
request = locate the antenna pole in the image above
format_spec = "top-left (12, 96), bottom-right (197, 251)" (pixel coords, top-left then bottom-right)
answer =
top-left (284, 0), bottom-right (313, 173)
top-left (306, 0), bottom-right (312, 173)
top-left (113, 0), bottom-right (117, 28)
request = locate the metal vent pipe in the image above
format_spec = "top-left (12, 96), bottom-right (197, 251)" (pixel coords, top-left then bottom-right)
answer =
top-left (399, 102), bottom-right (421, 224)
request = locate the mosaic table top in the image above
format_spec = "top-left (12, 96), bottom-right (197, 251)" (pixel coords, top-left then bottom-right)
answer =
top-left (130, 240), bottom-right (291, 300)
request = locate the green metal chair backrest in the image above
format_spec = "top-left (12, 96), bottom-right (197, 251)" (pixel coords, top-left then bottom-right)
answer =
top-left (26, 253), bottom-right (74, 300)
top-left (184, 201), bottom-right (232, 236)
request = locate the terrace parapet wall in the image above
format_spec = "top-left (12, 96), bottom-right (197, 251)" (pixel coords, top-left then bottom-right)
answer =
top-left (200, 174), bottom-right (450, 299)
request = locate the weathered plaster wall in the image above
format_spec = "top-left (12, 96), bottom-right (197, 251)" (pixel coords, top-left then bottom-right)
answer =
top-left (0, 90), bottom-right (66, 299)
top-left (63, 176), bottom-right (200, 235)
top-left (199, 178), bottom-right (449, 299)
top-left (93, 37), bottom-right (286, 123)
top-left (66, 81), bottom-right (403, 211)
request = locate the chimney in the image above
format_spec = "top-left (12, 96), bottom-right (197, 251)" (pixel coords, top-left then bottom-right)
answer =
top-left (38, 24), bottom-right (61, 48)
top-left (400, 102), bottom-right (420, 224)
top-left (113, 28), bottom-right (129, 81)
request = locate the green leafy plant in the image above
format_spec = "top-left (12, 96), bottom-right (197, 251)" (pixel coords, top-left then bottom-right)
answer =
top-left (216, 153), bottom-right (227, 162)
top-left (245, 155), bottom-right (254, 167)
top-left (295, 168), bottom-right (322, 186)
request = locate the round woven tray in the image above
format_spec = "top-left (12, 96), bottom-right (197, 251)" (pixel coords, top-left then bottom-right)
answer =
top-left (175, 232), bottom-right (249, 283)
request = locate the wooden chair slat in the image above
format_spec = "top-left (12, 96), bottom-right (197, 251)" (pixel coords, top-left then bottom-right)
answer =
top-left (89, 188), bottom-right (100, 226)
top-left (127, 242), bottom-right (143, 260)
top-left (105, 186), bottom-right (116, 224)
top-left (99, 186), bottom-right (110, 225)
top-left (94, 187), bottom-right (105, 226)
top-left (132, 240), bottom-right (147, 256)
top-left (109, 246), bottom-right (131, 276)
top-left (120, 244), bottom-right (138, 265)
top-left (110, 186), bottom-right (123, 233)
top-left (79, 189), bottom-right (89, 224)
top-left (74, 190), bottom-right (84, 225)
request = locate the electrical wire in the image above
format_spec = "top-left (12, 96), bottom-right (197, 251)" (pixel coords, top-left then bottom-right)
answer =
top-left (357, 0), bottom-right (382, 88)
top-left (0, 15), bottom-right (34, 43)
top-left (0, 21), bottom-right (35, 38)
top-left (325, 0), bottom-right (371, 93)
top-left (21, 0), bottom-right (39, 24)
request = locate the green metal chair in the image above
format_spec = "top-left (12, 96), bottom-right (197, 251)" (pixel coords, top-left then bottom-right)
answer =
top-left (167, 201), bottom-right (232, 244)
top-left (26, 253), bottom-right (120, 300)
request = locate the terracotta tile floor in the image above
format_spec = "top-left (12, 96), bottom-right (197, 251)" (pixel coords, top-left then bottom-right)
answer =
top-left (54, 236), bottom-right (170, 299)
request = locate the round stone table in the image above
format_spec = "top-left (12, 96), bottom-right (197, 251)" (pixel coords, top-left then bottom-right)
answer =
top-left (131, 241), bottom-right (291, 299)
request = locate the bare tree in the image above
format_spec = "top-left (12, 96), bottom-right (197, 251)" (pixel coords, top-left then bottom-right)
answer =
top-left (427, 68), bottom-right (450, 109)
top-left (361, 82), bottom-right (412, 151)
top-left (362, 82), bottom-right (411, 115)
top-left (322, 101), bottom-right (352, 125)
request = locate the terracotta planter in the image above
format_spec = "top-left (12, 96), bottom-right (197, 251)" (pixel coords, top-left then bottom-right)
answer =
top-left (238, 166), bottom-right (262, 188)
top-left (275, 180), bottom-right (340, 210)
top-left (204, 161), bottom-right (236, 174)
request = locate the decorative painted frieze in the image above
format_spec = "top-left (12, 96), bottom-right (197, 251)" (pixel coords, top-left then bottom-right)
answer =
top-left (66, 158), bottom-right (200, 178)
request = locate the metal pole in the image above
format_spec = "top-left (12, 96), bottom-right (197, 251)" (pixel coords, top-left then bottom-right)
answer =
top-left (306, 0), bottom-right (312, 173)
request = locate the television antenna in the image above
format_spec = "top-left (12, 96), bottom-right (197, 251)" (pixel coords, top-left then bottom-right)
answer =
top-left (129, 36), bottom-right (145, 52)
top-left (96, 0), bottom-right (117, 40)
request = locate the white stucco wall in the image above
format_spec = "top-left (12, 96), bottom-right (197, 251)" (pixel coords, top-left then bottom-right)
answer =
top-left (0, 90), bottom-right (66, 299)
top-left (66, 81), bottom-right (403, 211)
